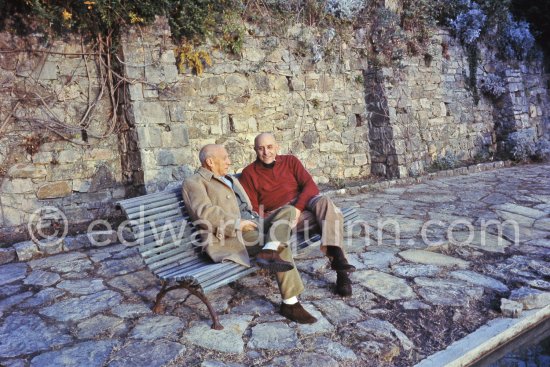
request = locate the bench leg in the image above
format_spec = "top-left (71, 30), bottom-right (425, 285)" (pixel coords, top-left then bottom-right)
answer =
top-left (152, 281), bottom-right (224, 330)
top-left (186, 285), bottom-right (224, 330)
top-left (153, 281), bottom-right (169, 314)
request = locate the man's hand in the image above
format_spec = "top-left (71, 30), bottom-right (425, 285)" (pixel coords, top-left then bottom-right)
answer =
top-left (292, 207), bottom-right (301, 228)
top-left (240, 220), bottom-right (258, 232)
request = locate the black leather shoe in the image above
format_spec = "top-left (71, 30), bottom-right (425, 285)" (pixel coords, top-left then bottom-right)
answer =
top-left (256, 249), bottom-right (294, 272)
top-left (327, 246), bottom-right (356, 272)
top-left (280, 302), bottom-right (317, 324)
top-left (336, 271), bottom-right (352, 297)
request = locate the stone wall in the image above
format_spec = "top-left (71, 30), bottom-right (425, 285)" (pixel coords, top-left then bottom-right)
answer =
top-left (369, 30), bottom-right (549, 178)
top-left (125, 19), bottom-right (549, 188)
top-left (495, 66), bottom-right (550, 145)
top-left (122, 18), bottom-right (370, 192)
top-left (0, 33), bottom-right (126, 244)
top-left (375, 30), bottom-right (497, 178)
top-left (1, 15), bottom-right (549, 244)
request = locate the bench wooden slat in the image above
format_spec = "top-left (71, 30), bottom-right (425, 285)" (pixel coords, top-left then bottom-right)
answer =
top-left (160, 262), bottom-right (210, 283)
top-left (122, 194), bottom-right (183, 213)
top-left (176, 260), bottom-right (237, 280)
top-left (126, 203), bottom-right (183, 221)
top-left (341, 207), bottom-right (356, 218)
top-left (202, 267), bottom-right (258, 293)
top-left (125, 202), bottom-right (184, 221)
top-left (130, 219), bottom-right (195, 243)
top-left (198, 264), bottom-right (252, 287)
top-left (145, 248), bottom-right (201, 271)
top-left (164, 262), bottom-right (231, 284)
top-left (138, 227), bottom-right (196, 249)
top-left (117, 188), bottom-right (180, 207)
top-left (142, 244), bottom-right (190, 265)
top-left (157, 257), bottom-right (206, 278)
top-left (291, 233), bottom-right (321, 251)
top-left (139, 228), bottom-right (197, 255)
top-left (344, 215), bottom-right (358, 225)
top-left (124, 196), bottom-right (184, 215)
top-left (140, 239), bottom-right (194, 259)
top-left (139, 237), bottom-right (199, 259)
top-left (147, 249), bottom-right (201, 271)
top-left (199, 265), bottom-right (258, 289)
top-left (127, 211), bottom-right (187, 229)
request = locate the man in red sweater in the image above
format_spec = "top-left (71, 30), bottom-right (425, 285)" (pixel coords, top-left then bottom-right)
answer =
top-left (239, 133), bottom-right (356, 297)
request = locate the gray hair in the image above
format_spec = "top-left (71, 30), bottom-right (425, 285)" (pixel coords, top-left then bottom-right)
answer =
top-left (199, 144), bottom-right (221, 165)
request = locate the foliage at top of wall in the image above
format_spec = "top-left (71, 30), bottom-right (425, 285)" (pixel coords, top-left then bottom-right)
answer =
top-left (165, 0), bottom-right (238, 43)
top-left (325, 0), bottom-right (365, 19)
top-left (0, 0), bottom-right (165, 39)
top-left (0, 0), bottom-right (544, 88)
top-left (426, 0), bottom-right (539, 105)
top-left (1, 1), bottom-right (541, 64)
top-left (0, 1), bottom-right (238, 44)
top-left (400, 0), bottom-right (436, 55)
top-left (443, 0), bottom-right (537, 61)
top-left (510, 0), bottom-right (550, 70)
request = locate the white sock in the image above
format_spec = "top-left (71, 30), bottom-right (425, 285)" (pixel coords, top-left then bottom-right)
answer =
top-left (263, 241), bottom-right (280, 251)
top-left (283, 296), bottom-right (298, 305)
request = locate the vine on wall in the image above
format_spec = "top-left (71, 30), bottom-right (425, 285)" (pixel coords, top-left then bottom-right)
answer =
top-left (0, 0), bottom-right (543, 170)
top-left (443, 0), bottom-right (538, 104)
top-left (1, 1), bottom-right (539, 76)
top-left (0, 33), bottom-right (126, 144)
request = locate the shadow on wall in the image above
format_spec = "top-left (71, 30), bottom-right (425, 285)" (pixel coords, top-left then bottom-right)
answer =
top-left (0, 163), bottom-right (129, 246)
top-left (145, 160), bottom-right (194, 193)
top-left (143, 138), bottom-right (256, 194)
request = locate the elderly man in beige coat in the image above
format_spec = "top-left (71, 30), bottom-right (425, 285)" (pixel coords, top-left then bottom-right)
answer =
top-left (182, 144), bottom-right (317, 324)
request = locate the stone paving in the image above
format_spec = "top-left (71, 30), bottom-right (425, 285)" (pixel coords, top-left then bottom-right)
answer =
top-left (1, 163), bottom-right (550, 367)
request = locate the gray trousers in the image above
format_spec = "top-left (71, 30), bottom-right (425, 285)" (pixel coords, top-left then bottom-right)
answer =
top-left (295, 195), bottom-right (345, 254)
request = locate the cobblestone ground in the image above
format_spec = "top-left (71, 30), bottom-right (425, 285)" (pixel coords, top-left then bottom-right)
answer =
top-left (1, 164), bottom-right (549, 367)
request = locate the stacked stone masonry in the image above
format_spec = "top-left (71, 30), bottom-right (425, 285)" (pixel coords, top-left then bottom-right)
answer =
top-left (121, 19), bottom-right (370, 192)
top-left (0, 33), bottom-right (126, 243)
top-left (1, 16), bottom-right (549, 244)
top-left (124, 19), bottom-right (549, 190)
top-left (372, 31), bottom-right (549, 178)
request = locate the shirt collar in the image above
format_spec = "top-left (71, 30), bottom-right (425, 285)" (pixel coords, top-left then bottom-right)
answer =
top-left (218, 175), bottom-right (233, 188)
top-left (255, 156), bottom-right (277, 169)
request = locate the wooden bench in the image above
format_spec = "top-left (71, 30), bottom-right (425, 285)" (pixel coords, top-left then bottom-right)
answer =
top-left (116, 185), bottom-right (357, 330)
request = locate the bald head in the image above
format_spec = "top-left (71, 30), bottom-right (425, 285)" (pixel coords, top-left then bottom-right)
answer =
top-left (254, 132), bottom-right (277, 148)
top-left (254, 133), bottom-right (279, 165)
top-left (199, 144), bottom-right (231, 176)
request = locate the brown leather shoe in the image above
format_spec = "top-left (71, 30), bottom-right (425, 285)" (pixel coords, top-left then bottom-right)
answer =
top-left (327, 246), bottom-right (356, 272)
top-left (280, 302), bottom-right (317, 324)
top-left (336, 271), bottom-right (352, 297)
top-left (256, 249), bottom-right (294, 272)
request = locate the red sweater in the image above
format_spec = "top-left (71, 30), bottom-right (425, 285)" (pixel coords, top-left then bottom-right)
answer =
top-left (239, 155), bottom-right (320, 216)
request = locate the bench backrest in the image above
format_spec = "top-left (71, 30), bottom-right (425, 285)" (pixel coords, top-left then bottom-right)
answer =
top-left (117, 186), bottom-right (202, 272)
top-left (117, 185), bottom-right (359, 275)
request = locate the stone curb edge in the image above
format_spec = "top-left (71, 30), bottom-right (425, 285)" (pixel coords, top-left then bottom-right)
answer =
top-left (413, 304), bottom-right (550, 367)
top-left (325, 160), bottom-right (514, 197)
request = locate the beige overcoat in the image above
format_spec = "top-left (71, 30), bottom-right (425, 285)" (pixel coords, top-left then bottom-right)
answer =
top-left (182, 167), bottom-right (255, 267)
